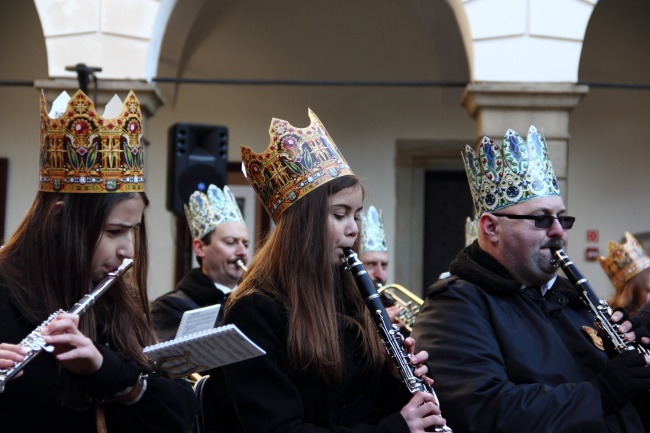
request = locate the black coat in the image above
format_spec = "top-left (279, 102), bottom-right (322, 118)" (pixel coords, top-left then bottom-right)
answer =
top-left (411, 243), bottom-right (644, 433)
top-left (151, 268), bottom-right (227, 341)
top-left (0, 291), bottom-right (198, 433)
top-left (208, 291), bottom-right (414, 433)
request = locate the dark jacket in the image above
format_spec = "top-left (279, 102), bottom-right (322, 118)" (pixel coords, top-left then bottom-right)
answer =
top-left (411, 242), bottom-right (644, 433)
top-left (151, 268), bottom-right (227, 341)
top-left (208, 291), bottom-right (413, 433)
top-left (0, 291), bottom-right (198, 433)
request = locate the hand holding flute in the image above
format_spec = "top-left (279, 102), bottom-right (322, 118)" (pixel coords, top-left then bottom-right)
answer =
top-left (0, 258), bottom-right (133, 392)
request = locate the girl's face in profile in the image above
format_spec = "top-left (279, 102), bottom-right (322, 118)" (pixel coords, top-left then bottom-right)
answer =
top-left (327, 184), bottom-right (363, 265)
top-left (90, 195), bottom-right (145, 282)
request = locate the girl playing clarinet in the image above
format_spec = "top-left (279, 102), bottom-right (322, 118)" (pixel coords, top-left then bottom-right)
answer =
top-left (209, 109), bottom-right (446, 433)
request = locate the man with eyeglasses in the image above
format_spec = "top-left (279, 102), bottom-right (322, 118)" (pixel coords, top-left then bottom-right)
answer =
top-left (412, 126), bottom-right (649, 433)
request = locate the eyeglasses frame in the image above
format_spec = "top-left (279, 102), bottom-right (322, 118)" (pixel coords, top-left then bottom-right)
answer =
top-left (490, 213), bottom-right (575, 229)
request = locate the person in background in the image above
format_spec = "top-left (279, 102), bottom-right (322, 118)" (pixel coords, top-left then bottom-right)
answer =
top-left (599, 231), bottom-right (650, 316)
top-left (210, 109), bottom-right (446, 432)
top-left (359, 205), bottom-right (407, 329)
top-left (602, 233), bottom-right (650, 431)
top-left (359, 205), bottom-right (390, 287)
top-left (412, 125), bottom-right (649, 432)
top-left (151, 184), bottom-right (249, 341)
top-left (0, 89), bottom-right (197, 432)
top-left (438, 215), bottom-right (479, 280)
top-left (464, 214), bottom-right (479, 247)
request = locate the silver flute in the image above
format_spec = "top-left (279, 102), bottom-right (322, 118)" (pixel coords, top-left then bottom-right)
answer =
top-left (0, 258), bottom-right (134, 393)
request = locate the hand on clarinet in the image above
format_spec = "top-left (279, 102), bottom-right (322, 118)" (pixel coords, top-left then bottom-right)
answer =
top-left (42, 312), bottom-right (103, 376)
top-left (610, 309), bottom-right (650, 347)
top-left (401, 391), bottom-right (446, 433)
top-left (383, 336), bottom-right (430, 380)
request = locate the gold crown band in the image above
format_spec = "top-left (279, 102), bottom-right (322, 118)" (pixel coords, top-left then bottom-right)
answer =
top-left (39, 89), bottom-right (144, 193)
top-left (599, 232), bottom-right (650, 289)
top-left (241, 109), bottom-right (353, 221)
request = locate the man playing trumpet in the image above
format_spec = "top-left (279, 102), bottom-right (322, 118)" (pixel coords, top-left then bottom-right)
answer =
top-left (359, 205), bottom-right (411, 332)
top-left (151, 184), bottom-right (250, 341)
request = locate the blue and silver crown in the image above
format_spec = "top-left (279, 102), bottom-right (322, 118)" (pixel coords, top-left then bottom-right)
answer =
top-left (360, 205), bottom-right (387, 253)
top-left (184, 184), bottom-right (245, 240)
top-left (465, 215), bottom-right (479, 246)
top-left (462, 125), bottom-right (559, 215)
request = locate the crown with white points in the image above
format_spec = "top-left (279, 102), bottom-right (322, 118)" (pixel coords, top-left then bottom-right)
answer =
top-left (462, 125), bottom-right (559, 215)
top-left (184, 184), bottom-right (246, 240)
top-left (465, 215), bottom-right (479, 246)
top-left (241, 109), bottom-right (353, 221)
top-left (599, 232), bottom-right (650, 290)
top-left (360, 206), bottom-right (387, 253)
top-left (39, 89), bottom-right (144, 193)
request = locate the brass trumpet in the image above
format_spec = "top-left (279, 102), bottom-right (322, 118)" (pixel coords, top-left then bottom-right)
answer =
top-left (377, 284), bottom-right (423, 333)
top-left (188, 372), bottom-right (204, 383)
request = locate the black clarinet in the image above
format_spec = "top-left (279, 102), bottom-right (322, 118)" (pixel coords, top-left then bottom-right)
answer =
top-left (342, 248), bottom-right (452, 432)
top-left (0, 258), bottom-right (134, 392)
top-left (552, 249), bottom-right (648, 355)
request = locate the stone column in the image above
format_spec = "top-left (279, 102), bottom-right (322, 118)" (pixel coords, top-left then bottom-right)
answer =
top-left (461, 83), bottom-right (589, 204)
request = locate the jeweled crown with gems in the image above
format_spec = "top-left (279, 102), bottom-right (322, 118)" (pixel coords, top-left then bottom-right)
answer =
top-left (462, 125), bottom-right (559, 215)
top-left (39, 89), bottom-right (144, 193)
top-left (241, 109), bottom-right (354, 221)
top-left (184, 184), bottom-right (246, 240)
top-left (598, 232), bottom-right (650, 290)
top-left (360, 206), bottom-right (387, 253)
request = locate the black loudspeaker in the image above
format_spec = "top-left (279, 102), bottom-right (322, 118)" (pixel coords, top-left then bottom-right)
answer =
top-left (166, 123), bottom-right (229, 215)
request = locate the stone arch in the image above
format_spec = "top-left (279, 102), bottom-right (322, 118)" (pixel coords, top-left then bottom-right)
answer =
top-left (34, 0), bottom-right (162, 80)
top-left (456, 0), bottom-right (599, 82)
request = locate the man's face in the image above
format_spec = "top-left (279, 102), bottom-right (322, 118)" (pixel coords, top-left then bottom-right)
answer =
top-left (490, 195), bottom-right (569, 287)
top-left (195, 221), bottom-right (249, 288)
top-left (360, 251), bottom-right (389, 287)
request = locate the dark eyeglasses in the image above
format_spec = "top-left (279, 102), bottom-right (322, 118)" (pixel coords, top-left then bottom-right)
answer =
top-left (490, 213), bottom-right (576, 229)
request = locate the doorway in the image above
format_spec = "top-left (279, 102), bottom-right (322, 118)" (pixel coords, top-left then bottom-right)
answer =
top-left (422, 170), bottom-right (473, 290)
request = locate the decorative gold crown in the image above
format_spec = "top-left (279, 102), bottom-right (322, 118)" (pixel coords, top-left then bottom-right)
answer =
top-left (463, 125), bottom-right (559, 215)
top-left (360, 206), bottom-right (387, 253)
top-left (241, 109), bottom-right (353, 221)
top-left (39, 89), bottom-right (144, 193)
top-left (465, 215), bottom-right (479, 246)
top-left (598, 232), bottom-right (650, 290)
top-left (184, 184), bottom-right (246, 240)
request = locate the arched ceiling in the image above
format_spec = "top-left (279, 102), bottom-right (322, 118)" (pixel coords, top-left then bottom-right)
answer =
top-left (157, 0), bottom-right (470, 92)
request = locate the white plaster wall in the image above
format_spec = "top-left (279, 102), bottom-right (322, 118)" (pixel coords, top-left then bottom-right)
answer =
top-left (568, 0), bottom-right (650, 298)
top-left (34, 0), bottom-right (160, 79)
top-left (0, 2), bottom-right (47, 243)
top-left (462, 0), bottom-right (597, 82)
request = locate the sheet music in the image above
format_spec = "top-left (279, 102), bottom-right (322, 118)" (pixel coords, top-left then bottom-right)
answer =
top-left (143, 324), bottom-right (265, 378)
top-left (175, 304), bottom-right (221, 339)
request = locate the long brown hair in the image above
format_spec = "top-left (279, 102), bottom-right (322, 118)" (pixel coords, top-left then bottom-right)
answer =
top-left (609, 267), bottom-right (650, 316)
top-left (0, 192), bottom-right (155, 365)
top-left (226, 175), bottom-right (384, 382)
